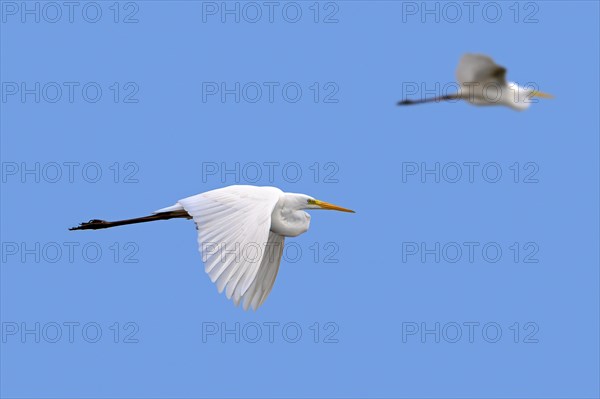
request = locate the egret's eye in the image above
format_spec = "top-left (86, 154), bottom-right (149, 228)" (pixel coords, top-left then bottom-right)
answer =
top-left (307, 199), bottom-right (317, 205)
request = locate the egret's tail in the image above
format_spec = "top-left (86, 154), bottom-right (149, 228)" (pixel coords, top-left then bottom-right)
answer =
top-left (397, 94), bottom-right (458, 105)
top-left (69, 210), bottom-right (191, 231)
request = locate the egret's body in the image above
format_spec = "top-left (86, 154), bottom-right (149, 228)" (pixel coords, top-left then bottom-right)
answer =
top-left (71, 185), bottom-right (354, 310)
top-left (398, 53), bottom-right (553, 110)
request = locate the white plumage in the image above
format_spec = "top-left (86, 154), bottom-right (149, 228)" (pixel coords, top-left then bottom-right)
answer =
top-left (398, 53), bottom-right (553, 110)
top-left (72, 185), bottom-right (353, 310)
top-left (456, 54), bottom-right (530, 110)
top-left (154, 185), bottom-right (354, 310)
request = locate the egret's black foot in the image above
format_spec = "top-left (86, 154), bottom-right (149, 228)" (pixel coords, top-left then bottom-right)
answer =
top-left (69, 219), bottom-right (109, 231)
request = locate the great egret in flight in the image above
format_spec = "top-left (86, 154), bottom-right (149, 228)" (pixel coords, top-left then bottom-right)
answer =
top-left (398, 53), bottom-right (553, 110)
top-left (70, 185), bottom-right (354, 310)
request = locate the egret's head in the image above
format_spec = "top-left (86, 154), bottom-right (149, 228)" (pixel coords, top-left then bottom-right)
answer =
top-left (504, 82), bottom-right (554, 111)
top-left (274, 193), bottom-right (354, 237)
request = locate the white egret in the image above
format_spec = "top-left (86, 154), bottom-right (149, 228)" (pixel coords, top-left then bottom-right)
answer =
top-left (70, 185), bottom-right (354, 310)
top-left (398, 53), bottom-right (553, 110)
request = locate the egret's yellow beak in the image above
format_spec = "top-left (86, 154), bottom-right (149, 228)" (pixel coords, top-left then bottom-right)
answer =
top-left (531, 90), bottom-right (554, 99)
top-left (312, 199), bottom-right (355, 213)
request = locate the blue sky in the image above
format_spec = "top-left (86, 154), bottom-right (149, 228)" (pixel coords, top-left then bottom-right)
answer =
top-left (1, 1), bottom-right (599, 398)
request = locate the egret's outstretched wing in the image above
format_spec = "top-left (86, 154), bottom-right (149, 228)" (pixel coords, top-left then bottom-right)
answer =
top-left (175, 185), bottom-right (283, 308)
top-left (241, 232), bottom-right (285, 311)
top-left (456, 54), bottom-right (507, 86)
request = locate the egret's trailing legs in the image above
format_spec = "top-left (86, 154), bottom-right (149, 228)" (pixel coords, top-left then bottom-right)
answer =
top-left (397, 94), bottom-right (458, 105)
top-left (69, 210), bottom-right (191, 230)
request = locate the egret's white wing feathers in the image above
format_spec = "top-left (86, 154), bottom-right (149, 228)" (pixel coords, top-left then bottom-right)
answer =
top-left (175, 185), bottom-right (283, 309)
top-left (456, 54), bottom-right (507, 87)
top-left (241, 232), bottom-right (285, 310)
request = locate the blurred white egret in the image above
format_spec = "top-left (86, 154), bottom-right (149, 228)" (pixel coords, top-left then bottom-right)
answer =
top-left (398, 53), bottom-right (553, 110)
top-left (70, 185), bottom-right (354, 310)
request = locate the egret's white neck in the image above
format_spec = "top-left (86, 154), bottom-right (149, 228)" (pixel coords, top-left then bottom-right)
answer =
top-left (501, 82), bottom-right (533, 111)
top-left (270, 193), bottom-right (312, 237)
top-left (461, 81), bottom-right (533, 111)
